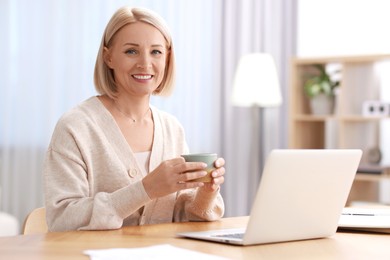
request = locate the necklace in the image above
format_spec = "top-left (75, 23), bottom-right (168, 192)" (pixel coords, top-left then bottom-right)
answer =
top-left (112, 101), bottom-right (150, 123)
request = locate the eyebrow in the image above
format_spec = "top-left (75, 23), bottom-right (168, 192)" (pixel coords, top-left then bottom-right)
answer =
top-left (123, 43), bottom-right (165, 48)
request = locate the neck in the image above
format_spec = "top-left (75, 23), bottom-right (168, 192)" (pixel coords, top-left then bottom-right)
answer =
top-left (111, 98), bottom-right (150, 123)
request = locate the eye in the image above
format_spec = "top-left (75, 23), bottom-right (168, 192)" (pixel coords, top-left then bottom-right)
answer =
top-left (151, 49), bottom-right (163, 55)
top-left (125, 49), bottom-right (137, 55)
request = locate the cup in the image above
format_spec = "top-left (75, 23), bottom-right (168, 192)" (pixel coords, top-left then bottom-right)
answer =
top-left (181, 153), bottom-right (217, 183)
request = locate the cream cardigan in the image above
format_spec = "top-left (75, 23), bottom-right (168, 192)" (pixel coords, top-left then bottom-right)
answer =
top-left (43, 96), bottom-right (224, 231)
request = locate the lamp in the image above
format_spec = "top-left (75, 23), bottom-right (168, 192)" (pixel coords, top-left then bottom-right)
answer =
top-left (232, 53), bottom-right (282, 107)
top-left (231, 53), bottom-right (282, 197)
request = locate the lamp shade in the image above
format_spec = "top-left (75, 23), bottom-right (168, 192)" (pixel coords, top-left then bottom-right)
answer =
top-left (231, 53), bottom-right (282, 107)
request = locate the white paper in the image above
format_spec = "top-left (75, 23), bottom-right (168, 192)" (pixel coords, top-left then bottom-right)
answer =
top-left (84, 244), bottom-right (230, 260)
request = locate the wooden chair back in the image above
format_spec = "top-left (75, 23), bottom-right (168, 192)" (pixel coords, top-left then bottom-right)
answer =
top-left (22, 207), bottom-right (48, 235)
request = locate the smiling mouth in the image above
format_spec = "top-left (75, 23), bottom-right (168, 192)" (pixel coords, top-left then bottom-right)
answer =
top-left (132, 74), bottom-right (153, 80)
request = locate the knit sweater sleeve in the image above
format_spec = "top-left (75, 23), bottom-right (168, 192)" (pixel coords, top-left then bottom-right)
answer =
top-left (44, 147), bottom-right (151, 231)
top-left (156, 112), bottom-right (225, 222)
top-left (174, 188), bottom-right (225, 222)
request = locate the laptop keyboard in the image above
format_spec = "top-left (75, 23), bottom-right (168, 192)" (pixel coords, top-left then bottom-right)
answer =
top-left (212, 232), bottom-right (244, 239)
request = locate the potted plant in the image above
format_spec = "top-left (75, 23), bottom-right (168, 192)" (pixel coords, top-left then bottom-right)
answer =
top-left (303, 64), bottom-right (340, 115)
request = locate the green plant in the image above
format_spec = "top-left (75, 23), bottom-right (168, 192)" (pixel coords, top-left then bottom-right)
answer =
top-left (304, 64), bottom-right (340, 98)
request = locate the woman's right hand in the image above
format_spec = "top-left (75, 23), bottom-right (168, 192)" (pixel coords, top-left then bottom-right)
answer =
top-left (142, 157), bottom-right (208, 199)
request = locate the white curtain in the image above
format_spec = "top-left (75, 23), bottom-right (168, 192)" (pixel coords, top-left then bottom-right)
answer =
top-left (219, 0), bottom-right (297, 216)
top-left (0, 0), bottom-right (295, 227)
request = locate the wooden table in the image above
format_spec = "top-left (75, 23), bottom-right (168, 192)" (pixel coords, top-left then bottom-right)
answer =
top-left (0, 216), bottom-right (389, 259)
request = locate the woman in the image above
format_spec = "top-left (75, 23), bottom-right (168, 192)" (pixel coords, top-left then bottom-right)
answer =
top-left (43, 6), bottom-right (225, 231)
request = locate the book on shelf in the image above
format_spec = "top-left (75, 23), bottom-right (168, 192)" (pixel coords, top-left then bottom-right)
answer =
top-left (357, 163), bottom-right (390, 175)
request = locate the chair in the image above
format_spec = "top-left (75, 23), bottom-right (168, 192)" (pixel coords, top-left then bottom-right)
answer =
top-left (22, 207), bottom-right (48, 235)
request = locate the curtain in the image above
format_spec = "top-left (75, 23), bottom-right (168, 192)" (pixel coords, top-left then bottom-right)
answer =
top-left (219, 0), bottom-right (297, 216)
top-left (0, 0), bottom-right (295, 227)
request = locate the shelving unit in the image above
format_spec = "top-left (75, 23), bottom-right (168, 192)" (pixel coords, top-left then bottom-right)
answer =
top-left (289, 54), bottom-right (390, 205)
top-left (289, 54), bottom-right (390, 156)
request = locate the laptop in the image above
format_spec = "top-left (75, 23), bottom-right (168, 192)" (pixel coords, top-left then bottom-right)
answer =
top-left (338, 206), bottom-right (390, 233)
top-left (178, 149), bottom-right (363, 245)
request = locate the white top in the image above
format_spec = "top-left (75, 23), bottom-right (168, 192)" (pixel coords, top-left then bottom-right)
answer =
top-left (134, 151), bottom-right (151, 177)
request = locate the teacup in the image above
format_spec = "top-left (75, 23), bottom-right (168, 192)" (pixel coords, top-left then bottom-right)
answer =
top-left (181, 153), bottom-right (217, 183)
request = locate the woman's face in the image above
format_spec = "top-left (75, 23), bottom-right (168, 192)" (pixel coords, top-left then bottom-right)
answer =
top-left (104, 22), bottom-right (168, 97)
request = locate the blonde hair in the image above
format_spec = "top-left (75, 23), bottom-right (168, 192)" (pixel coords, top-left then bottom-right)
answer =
top-left (94, 7), bottom-right (175, 98)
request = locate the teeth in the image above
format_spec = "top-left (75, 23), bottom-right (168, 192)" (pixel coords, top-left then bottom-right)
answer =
top-left (133, 75), bottom-right (152, 80)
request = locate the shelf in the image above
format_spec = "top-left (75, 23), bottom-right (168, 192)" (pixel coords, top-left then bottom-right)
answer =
top-left (293, 115), bottom-right (335, 121)
top-left (294, 115), bottom-right (390, 122)
top-left (355, 173), bottom-right (390, 182)
top-left (289, 54), bottom-right (390, 151)
top-left (290, 54), bottom-right (390, 205)
top-left (341, 115), bottom-right (390, 122)
top-left (293, 54), bottom-right (390, 65)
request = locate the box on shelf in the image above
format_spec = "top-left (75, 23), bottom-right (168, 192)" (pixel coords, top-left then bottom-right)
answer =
top-left (362, 100), bottom-right (390, 117)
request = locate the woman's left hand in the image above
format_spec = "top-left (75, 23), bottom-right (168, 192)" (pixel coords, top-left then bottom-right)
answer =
top-left (201, 157), bottom-right (225, 192)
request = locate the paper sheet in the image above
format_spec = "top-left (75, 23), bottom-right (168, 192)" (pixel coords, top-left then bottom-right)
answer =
top-left (84, 244), bottom-right (230, 260)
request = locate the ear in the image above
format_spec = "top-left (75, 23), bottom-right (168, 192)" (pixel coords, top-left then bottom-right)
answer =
top-left (103, 47), bottom-right (113, 68)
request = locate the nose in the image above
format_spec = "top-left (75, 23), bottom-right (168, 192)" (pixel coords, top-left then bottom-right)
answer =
top-left (136, 53), bottom-right (152, 69)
